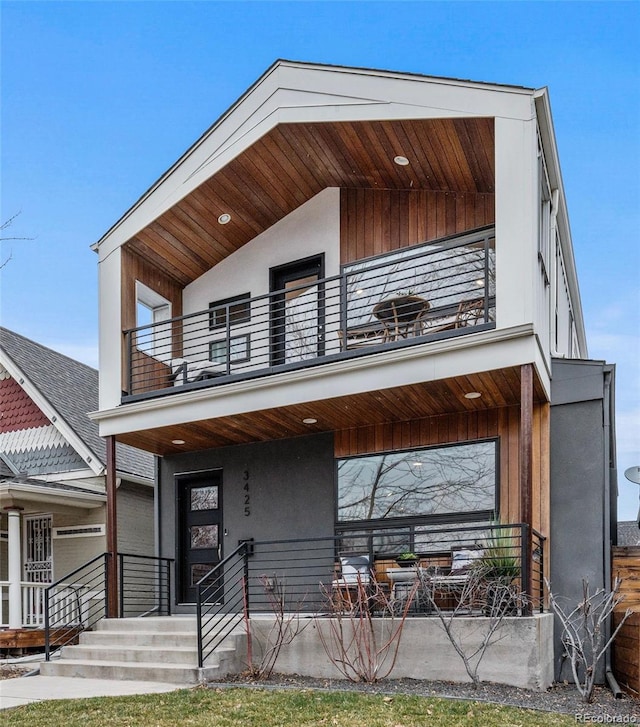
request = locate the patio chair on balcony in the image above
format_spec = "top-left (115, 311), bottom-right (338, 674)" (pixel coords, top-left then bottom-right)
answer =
top-left (425, 299), bottom-right (485, 335)
top-left (170, 358), bottom-right (227, 386)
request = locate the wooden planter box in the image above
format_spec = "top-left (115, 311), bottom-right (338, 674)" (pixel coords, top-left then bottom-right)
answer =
top-left (614, 611), bottom-right (640, 698)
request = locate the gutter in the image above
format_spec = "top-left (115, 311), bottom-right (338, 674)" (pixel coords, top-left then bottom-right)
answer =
top-left (602, 366), bottom-right (622, 698)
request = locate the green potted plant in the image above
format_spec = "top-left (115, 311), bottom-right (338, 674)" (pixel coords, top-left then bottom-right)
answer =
top-left (476, 525), bottom-right (521, 615)
top-left (395, 549), bottom-right (419, 568)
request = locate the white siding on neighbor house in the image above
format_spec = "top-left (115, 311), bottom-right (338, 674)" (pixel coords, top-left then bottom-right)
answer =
top-left (0, 538), bottom-right (7, 580)
top-left (117, 482), bottom-right (154, 557)
top-left (52, 507), bottom-right (107, 581)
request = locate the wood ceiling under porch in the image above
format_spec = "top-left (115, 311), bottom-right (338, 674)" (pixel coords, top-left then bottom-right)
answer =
top-left (115, 365), bottom-right (546, 457)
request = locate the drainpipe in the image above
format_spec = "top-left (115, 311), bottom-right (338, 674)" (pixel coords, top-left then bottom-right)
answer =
top-left (602, 366), bottom-right (622, 698)
top-left (5, 507), bottom-right (24, 629)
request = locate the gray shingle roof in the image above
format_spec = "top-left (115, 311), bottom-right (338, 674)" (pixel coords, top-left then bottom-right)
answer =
top-left (0, 327), bottom-right (153, 480)
top-left (617, 520), bottom-right (640, 547)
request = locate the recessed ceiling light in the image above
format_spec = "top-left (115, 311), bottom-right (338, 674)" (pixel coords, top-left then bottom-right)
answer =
top-left (302, 418), bottom-right (318, 425)
top-left (394, 155), bottom-right (410, 166)
top-left (464, 392), bottom-right (482, 400)
top-left (171, 439), bottom-right (186, 445)
top-left (217, 213), bottom-right (231, 225)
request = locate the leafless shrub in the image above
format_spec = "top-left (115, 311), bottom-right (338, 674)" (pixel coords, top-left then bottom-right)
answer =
top-left (243, 573), bottom-right (308, 679)
top-left (419, 568), bottom-right (526, 688)
top-left (315, 574), bottom-right (418, 682)
top-left (546, 576), bottom-right (631, 703)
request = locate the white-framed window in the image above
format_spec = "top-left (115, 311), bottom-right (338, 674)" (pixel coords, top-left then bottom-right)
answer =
top-left (135, 281), bottom-right (172, 361)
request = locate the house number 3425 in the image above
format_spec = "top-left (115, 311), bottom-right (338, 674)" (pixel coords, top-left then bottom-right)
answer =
top-left (243, 469), bottom-right (251, 516)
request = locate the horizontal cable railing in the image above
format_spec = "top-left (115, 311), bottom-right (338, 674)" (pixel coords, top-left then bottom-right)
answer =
top-left (119, 553), bottom-right (174, 618)
top-left (124, 227), bottom-right (496, 399)
top-left (196, 521), bottom-right (544, 664)
top-left (44, 553), bottom-right (109, 660)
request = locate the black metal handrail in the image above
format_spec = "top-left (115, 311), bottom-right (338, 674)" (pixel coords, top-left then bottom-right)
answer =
top-left (118, 553), bottom-right (174, 618)
top-left (196, 541), bottom-right (249, 668)
top-left (123, 226), bottom-right (496, 400)
top-left (44, 553), bottom-right (110, 661)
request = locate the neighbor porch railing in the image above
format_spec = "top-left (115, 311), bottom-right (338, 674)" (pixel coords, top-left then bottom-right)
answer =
top-left (124, 226), bottom-right (496, 401)
top-left (0, 581), bottom-right (57, 628)
top-left (195, 522), bottom-right (544, 667)
top-left (44, 553), bottom-right (174, 660)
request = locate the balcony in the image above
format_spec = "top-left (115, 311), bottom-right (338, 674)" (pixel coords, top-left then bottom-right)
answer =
top-left (124, 227), bottom-right (495, 402)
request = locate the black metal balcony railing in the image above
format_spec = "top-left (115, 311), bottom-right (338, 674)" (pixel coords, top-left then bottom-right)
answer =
top-left (124, 227), bottom-right (495, 400)
top-left (196, 522), bottom-right (544, 667)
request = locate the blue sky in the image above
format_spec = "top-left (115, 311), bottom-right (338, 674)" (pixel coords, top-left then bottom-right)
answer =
top-left (1, 1), bottom-right (638, 519)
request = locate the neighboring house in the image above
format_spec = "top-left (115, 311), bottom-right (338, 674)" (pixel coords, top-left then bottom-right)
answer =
top-left (618, 521), bottom-right (640, 547)
top-left (0, 327), bottom-right (154, 634)
top-left (88, 61), bottom-right (617, 687)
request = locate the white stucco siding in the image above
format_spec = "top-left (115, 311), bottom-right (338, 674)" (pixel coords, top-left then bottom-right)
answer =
top-left (98, 246), bottom-right (123, 410)
top-left (184, 188), bottom-right (340, 309)
top-left (494, 115), bottom-right (538, 338)
top-left (181, 189), bottom-right (341, 371)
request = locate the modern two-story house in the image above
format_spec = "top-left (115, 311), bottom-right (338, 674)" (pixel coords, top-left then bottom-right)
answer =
top-left (85, 61), bottom-right (617, 687)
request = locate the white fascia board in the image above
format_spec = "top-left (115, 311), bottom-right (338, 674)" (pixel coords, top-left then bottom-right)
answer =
top-left (533, 88), bottom-right (587, 356)
top-left (116, 471), bottom-right (154, 488)
top-left (92, 325), bottom-right (550, 439)
top-left (94, 60), bottom-right (535, 262)
top-left (0, 352), bottom-right (104, 476)
top-left (24, 471), bottom-right (104, 493)
top-left (0, 483), bottom-right (106, 509)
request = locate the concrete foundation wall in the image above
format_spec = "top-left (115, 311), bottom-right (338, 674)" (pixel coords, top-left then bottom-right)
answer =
top-left (249, 613), bottom-right (554, 691)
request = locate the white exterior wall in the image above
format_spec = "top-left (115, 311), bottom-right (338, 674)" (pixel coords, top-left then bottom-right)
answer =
top-left (181, 188), bottom-right (341, 370)
top-left (494, 114), bottom-right (538, 339)
top-left (98, 246), bottom-right (123, 410)
top-left (184, 188), bottom-right (340, 310)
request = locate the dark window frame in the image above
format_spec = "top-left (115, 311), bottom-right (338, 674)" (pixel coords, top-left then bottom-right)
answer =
top-left (209, 334), bottom-right (251, 365)
top-left (208, 293), bottom-right (251, 331)
top-left (334, 437), bottom-right (500, 529)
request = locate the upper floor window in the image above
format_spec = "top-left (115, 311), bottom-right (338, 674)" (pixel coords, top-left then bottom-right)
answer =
top-left (336, 439), bottom-right (497, 525)
top-left (135, 282), bottom-right (171, 360)
top-left (208, 293), bottom-right (250, 330)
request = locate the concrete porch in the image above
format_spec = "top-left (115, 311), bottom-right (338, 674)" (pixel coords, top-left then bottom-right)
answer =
top-left (39, 612), bottom-right (554, 691)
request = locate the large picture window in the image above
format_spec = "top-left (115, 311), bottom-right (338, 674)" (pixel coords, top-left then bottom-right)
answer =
top-left (337, 440), bottom-right (497, 524)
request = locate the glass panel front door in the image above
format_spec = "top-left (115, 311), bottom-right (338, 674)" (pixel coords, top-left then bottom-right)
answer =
top-left (177, 471), bottom-right (223, 603)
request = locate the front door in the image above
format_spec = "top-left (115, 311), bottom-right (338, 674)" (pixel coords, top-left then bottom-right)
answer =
top-left (270, 255), bottom-right (325, 366)
top-left (177, 471), bottom-right (223, 604)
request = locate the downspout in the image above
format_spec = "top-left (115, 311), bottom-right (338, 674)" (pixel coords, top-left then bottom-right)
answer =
top-left (602, 366), bottom-right (622, 697)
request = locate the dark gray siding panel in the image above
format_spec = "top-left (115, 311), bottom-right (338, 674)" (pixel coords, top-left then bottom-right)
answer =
top-left (158, 433), bottom-right (335, 607)
top-left (550, 359), bottom-right (614, 683)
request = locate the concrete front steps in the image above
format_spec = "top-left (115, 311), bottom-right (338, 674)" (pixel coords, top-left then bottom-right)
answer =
top-left (40, 616), bottom-right (246, 685)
